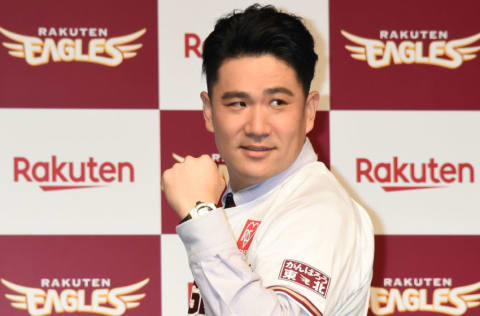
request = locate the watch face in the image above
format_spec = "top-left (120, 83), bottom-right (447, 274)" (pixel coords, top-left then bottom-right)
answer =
top-left (196, 203), bottom-right (216, 216)
top-left (190, 202), bottom-right (216, 218)
top-left (197, 207), bottom-right (210, 216)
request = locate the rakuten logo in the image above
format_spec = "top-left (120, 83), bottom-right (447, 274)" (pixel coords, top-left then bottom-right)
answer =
top-left (13, 156), bottom-right (135, 191)
top-left (356, 157), bottom-right (474, 191)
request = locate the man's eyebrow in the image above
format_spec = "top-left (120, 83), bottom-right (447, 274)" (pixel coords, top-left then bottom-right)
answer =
top-left (264, 87), bottom-right (294, 96)
top-left (221, 91), bottom-right (250, 100)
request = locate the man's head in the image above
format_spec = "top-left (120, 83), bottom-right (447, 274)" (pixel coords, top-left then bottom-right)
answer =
top-left (202, 4), bottom-right (318, 97)
top-left (201, 4), bottom-right (319, 191)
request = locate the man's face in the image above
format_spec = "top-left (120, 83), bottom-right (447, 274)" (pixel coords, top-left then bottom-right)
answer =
top-left (202, 54), bottom-right (318, 191)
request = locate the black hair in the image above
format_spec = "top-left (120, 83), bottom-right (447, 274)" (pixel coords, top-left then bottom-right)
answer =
top-left (202, 4), bottom-right (318, 96)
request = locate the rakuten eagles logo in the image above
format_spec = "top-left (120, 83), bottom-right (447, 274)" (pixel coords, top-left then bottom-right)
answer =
top-left (342, 29), bottom-right (480, 68)
top-left (13, 155), bottom-right (135, 191)
top-left (1, 277), bottom-right (149, 316)
top-left (370, 277), bottom-right (480, 315)
top-left (0, 26), bottom-right (146, 66)
top-left (356, 157), bottom-right (475, 192)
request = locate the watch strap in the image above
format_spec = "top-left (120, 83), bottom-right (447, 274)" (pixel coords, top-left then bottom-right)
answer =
top-left (179, 213), bottom-right (192, 224)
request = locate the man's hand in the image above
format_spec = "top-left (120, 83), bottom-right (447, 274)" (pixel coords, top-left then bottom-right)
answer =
top-left (161, 155), bottom-right (226, 219)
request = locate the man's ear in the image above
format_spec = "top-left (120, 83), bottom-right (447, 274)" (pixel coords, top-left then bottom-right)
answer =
top-left (305, 91), bottom-right (319, 134)
top-left (201, 91), bottom-right (214, 133)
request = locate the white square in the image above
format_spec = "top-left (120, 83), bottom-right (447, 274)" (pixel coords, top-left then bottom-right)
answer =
top-left (0, 109), bottom-right (160, 234)
top-left (158, 0), bottom-right (330, 110)
top-left (330, 110), bottom-right (480, 235)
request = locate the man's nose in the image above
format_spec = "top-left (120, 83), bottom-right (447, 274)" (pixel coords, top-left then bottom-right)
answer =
top-left (244, 105), bottom-right (270, 140)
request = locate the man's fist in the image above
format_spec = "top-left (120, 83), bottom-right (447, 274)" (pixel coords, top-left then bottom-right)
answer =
top-left (161, 155), bottom-right (226, 219)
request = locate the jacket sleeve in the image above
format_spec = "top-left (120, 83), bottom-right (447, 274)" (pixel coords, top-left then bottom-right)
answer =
top-left (176, 209), bottom-right (315, 316)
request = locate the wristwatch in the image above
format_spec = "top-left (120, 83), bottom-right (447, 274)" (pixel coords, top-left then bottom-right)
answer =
top-left (179, 201), bottom-right (217, 224)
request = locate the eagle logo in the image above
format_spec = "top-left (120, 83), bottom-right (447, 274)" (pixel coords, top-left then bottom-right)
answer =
top-left (1, 278), bottom-right (149, 315)
top-left (0, 27), bottom-right (146, 66)
top-left (370, 281), bottom-right (480, 315)
top-left (341, 30), bottom-right (480, 69)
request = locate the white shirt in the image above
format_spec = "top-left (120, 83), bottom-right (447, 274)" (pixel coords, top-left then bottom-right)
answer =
top-left (177, 139), bottom-right (374, 316)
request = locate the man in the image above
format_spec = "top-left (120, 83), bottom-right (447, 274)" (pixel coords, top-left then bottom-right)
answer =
top-left (162, 4), bottom-right (374, 316)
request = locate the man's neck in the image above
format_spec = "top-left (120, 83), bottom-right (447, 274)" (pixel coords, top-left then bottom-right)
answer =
top-left (222, 138), bottom-right (318, 206)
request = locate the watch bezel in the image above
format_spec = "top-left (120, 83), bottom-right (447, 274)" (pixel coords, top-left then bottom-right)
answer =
top-left (189, 201), bottom-right (217, 218)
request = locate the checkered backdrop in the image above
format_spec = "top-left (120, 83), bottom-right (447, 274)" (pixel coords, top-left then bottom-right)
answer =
top-left (1, 0), bottom-right (479, 315)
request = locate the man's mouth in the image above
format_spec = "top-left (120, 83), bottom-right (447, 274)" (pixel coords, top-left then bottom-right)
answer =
top-left (240, 145), bottom-right (274, 151)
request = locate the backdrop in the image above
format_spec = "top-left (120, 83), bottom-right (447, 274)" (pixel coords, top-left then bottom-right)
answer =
top-left (1, 0), bottom-right (479, 315)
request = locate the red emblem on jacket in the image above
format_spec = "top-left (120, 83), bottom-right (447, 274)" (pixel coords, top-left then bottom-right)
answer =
top-left (237, 220), bottom-right (261, 253)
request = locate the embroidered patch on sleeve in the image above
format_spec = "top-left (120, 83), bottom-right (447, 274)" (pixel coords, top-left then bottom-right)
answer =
top-left (236, 219), bottom-right (261, 254)
top-left (278, 259), bottom-right (331, 298)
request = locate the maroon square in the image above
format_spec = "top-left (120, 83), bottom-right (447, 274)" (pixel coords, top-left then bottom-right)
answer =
top-left (330, 0), bottom-right (480, 110)
top-left (0, 0), bottom-right (157, 108)
top-left (0, 235), bottom-right (160, 316)
top-left (370, 235), bottom-right (480, 315)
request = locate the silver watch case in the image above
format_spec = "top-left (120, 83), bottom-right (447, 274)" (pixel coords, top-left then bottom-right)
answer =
top-left (189, 202), bottom-right (216, 218)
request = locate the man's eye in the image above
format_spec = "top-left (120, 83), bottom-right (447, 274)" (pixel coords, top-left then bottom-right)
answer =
top-left (227, 101), bottom-right (246, 107)
top-left (270, 99), bottom-right (286, 106)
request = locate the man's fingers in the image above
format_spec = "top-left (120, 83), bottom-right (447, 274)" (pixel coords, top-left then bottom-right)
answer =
top-left (218, 164), bottom-right (230, 186)
top-left (161, 154), bottom-right (226, 215)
